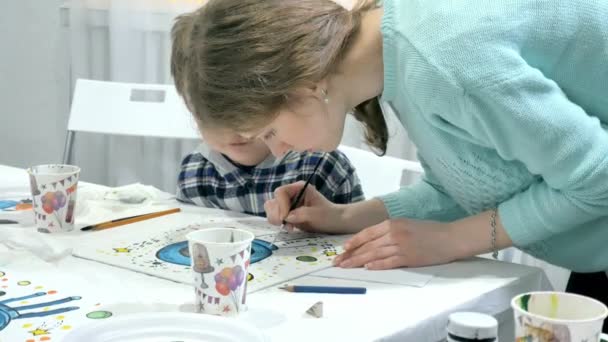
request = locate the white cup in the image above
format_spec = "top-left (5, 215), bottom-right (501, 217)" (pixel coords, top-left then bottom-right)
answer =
top-left (186, 228), bottom-right (254, 317)
top-left (512, 291), bottom-right (608, 342)
top-left (27, 164), bottom-right (80, 233)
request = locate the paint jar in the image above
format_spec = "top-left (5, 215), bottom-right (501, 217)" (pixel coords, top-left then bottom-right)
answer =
top-left (446, 312), bottom-right (498, 342)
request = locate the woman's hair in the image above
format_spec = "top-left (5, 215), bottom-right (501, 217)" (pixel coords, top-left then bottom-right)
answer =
top-left (170, 9), bottom-right (197, 108)
top-left (170, 0), bottom-right (388, 154)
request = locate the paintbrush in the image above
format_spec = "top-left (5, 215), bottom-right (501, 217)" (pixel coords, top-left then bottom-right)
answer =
top-left (269, 157), bottom-right (324, 245)
top-left (81, 208), bottom-right (181, 231)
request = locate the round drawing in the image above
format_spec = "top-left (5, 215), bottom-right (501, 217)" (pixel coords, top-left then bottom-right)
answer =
top-left (156, 239), bottom-right (274, 266)
top-left (296, 256), bottom-right (317, 262)
top-left (86, 310), bottom-right (113, 319)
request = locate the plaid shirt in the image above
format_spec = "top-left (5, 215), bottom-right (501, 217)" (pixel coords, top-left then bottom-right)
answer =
top-left (177, 144), bottom-right (364, 217)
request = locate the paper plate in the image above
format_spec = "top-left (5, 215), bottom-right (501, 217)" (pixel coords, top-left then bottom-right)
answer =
top-left (62, 312), bottom-right (268, 342)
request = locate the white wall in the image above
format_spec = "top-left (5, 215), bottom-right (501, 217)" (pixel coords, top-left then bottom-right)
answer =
top-left (0, 1), bottom-right (69, 168)
top-left (0, 2), bottom-right (417, 188)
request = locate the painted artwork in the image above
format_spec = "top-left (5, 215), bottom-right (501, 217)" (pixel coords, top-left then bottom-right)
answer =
top-left (515, 315), bottom-right (572, 342)
top-left (72, 215), bottom-right (348, 293)
top-left (0, 270), bottom-right (111, 342)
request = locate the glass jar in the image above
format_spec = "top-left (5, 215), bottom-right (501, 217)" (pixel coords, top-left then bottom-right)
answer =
top-left (446, 312), bottom-right (498, 342)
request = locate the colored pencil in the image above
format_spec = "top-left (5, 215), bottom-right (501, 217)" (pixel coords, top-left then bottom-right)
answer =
top-left (81, 208), bottom-right (181, 231)
top-left (279, 285), bottom-right (367, 294)
top-left (270, 157), bottom-right (324, 245)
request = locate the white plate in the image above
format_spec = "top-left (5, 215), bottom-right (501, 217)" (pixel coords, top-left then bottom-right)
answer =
top-left (62, 312), bottom-right (268, 342)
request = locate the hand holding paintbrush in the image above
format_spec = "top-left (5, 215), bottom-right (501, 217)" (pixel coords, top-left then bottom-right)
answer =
top-left (269, 157), bottom-right (324, 245)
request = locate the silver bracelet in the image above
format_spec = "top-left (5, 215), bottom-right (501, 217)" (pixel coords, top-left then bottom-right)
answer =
top-left (490, 208), bottom-right (499, 259)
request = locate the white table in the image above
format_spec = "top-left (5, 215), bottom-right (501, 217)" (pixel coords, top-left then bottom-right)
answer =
top-left (0, 165), bottom-right (551, 341)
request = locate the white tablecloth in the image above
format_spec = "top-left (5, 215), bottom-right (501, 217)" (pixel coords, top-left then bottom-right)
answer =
top-left (0, 164), bottom-right (552, 341)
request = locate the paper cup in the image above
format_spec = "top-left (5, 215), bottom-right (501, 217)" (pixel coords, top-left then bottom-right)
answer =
top-left (186, 228), bottom-right (254, 317)
top-left (27, 164), bottom-right (80, 233)
top-left (512, 291), bottom-right (608, 342)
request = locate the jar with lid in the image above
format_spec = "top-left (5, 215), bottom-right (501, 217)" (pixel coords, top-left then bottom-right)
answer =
top-left (446, 312), bottom-right (498, 342)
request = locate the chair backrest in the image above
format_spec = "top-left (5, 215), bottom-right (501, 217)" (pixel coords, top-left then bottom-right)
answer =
top-left (67, 79), bottom-right (200, 139)
top-left (338, 145), bottom-right (423, 199)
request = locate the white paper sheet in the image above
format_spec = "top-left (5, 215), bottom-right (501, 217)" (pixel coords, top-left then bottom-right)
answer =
top-left (312, 266), bottom-right (434, 287)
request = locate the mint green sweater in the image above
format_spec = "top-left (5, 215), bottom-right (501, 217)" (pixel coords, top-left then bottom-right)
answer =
top-left (379, 0), bottom-right (608, 272)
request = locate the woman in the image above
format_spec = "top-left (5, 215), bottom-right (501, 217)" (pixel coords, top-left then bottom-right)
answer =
top-left (177, 0), bottom-right (608, 327)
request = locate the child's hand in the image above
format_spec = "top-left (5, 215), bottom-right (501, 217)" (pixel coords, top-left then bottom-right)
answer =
top-left (264, 181), bottom-right (344, 233)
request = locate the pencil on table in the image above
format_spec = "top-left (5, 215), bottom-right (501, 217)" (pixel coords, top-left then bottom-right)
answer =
top-left (279, 284), bottom-right (367, 294)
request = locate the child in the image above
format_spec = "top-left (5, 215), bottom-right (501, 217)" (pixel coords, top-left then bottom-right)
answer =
top-left (171, 10), bottom-right (364, 217)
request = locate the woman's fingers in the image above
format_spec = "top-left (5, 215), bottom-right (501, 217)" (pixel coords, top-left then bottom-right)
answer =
top-left (333, 230), bottom-right (390, 265)
top-left (338, 245), bottom-right (403, 269)
top-left (364, 256), bottom-right (405, 270)
top-left (274, 181), bottom-right (307, 216)
top-left (265, 181), bottom-right (306, 224)
top-left (343, 221), bottom-right (390, 251)
top-left (263, 199), bottom-right (281, 225)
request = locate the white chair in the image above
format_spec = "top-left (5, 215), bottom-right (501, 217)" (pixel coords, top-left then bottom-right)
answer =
top-left (496, 248), bottom-right (570, 291)
top-left (62, 79), bottom-right (201, 164)
top-left (338, 145), bottom-right (423, 199)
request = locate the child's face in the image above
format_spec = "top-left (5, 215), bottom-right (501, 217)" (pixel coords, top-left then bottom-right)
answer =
top-left (201, 126), bottom-right (271, 166)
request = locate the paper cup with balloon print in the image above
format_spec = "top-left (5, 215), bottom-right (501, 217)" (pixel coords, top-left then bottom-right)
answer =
top-left (186, 228), bottom-right (254, 317)
top-left (512, 291), bottom-right (608, 342)
top-left (27, 164), bottom-right (80, 233)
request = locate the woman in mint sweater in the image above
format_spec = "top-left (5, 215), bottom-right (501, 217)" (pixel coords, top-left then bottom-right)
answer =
top-left (177, 0), bottom-right (608, 323)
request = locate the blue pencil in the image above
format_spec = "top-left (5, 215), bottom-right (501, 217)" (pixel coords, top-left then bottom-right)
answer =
top-left (279, 285), bottom-right (367, 294)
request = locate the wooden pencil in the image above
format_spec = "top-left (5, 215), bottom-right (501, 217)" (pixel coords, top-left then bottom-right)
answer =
top-left (279, 284), bottom-right (367, 294)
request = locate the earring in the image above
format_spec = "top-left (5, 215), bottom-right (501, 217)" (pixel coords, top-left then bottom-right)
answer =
top-left (321, 89), bottom-right (329, 104)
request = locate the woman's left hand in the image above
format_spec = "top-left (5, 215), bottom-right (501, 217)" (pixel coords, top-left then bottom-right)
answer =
top-left (333, 218), bottom-right (462, 270)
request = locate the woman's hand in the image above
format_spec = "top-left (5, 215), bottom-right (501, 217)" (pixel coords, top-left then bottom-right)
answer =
top-left (265, 181), bottom-right (389, 234)
top-left (333, 218), bottom-right (462, 269)
top-left (264, 181), bottom-right (346, 233)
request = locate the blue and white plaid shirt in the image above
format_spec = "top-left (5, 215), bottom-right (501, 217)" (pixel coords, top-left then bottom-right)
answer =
top-left (177, 144), bottom-right (364, 217)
